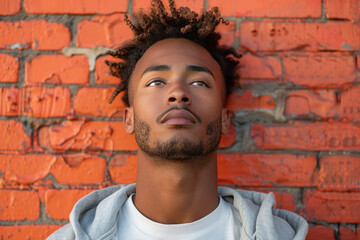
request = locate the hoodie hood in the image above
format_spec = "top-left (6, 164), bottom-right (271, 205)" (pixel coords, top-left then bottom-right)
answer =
top-left (48, 184), bottom-right (308, 240)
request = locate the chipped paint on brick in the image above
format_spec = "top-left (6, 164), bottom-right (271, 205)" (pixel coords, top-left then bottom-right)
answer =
top-left (0, 120), bottom-right (31, 152)
top-left (51, 155), bottom-right (106, 185)
top-left (109, 154), bottom-right (137, 184)
top-left (62, 46), bottom-right (110, 71)
top-left (42, 120), bottom-right (137, 152)
top-left (0, 87), bottom-right (21, 116)
top-left (0, 155), bottom-right (56, 184)
top-left (251, 122), bottom-right (360, 151)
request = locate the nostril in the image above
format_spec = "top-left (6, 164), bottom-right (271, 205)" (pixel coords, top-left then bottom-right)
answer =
top-left (169, 97), bottom-right (176, 102)
top-left (182, 97), bottom-right (189, 102)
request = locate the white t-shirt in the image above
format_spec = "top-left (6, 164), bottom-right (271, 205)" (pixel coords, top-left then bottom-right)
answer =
top-left (117, 194), bottom-right (241, 240)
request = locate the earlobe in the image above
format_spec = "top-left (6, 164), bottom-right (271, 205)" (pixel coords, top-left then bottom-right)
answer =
top-left (221, 108), bottom-right (231, 134)
top-left (124, 107), bottom-right (135, 134)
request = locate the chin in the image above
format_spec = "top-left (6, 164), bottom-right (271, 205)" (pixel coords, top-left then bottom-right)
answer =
top-left (161, 135), bottom-right (201, 144)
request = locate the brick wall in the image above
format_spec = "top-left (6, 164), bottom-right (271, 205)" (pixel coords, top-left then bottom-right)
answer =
top-left (0, 0), bottom-right (359, 239)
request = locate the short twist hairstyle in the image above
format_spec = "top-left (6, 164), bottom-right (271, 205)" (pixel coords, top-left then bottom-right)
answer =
top-left (106, 0), bottom-right (241, 105)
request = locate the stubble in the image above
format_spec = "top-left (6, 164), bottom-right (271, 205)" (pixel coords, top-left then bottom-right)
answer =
top-left (134, 115), bottom-right (221, 162)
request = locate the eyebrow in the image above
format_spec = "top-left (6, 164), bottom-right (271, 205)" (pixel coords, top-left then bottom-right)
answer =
top-left (142, 65), bottom-right (170, 76)
top-left (186, 65), bottom-right (214, 77)
top-left (141, 64), bottom-right (214, 77)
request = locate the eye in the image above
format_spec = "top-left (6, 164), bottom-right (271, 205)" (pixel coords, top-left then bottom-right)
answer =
top-left (190, 81), bottom-right (209, 88)
top-left (146, 79), bottom-right (165, 87)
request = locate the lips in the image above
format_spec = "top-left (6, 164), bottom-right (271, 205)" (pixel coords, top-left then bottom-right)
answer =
top-left (160, 109), bottom-right (198, 125)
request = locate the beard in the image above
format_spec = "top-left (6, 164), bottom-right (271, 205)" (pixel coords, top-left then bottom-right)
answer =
top-left (134, 115), bottom-right (221, 162)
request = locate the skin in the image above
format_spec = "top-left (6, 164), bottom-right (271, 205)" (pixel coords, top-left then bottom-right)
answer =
top-left (123, 38), bottom-right (230, 224)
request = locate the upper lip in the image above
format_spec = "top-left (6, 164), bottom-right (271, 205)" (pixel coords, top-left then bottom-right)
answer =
top-left (159, 109), bottom-right (199, 124)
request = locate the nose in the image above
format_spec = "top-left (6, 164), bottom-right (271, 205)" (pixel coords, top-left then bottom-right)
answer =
top-left (167, 82), bottom-right (191, 105)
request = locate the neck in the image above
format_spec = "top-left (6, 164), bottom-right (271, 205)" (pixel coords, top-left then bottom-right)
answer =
top-left (134, 150), bottom-right (219, 224)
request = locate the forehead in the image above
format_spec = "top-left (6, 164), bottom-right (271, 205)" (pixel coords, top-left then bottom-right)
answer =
top-left (130, 38), bottom-right (223, 81)
top-left (137, 38), bottom-right (221, 68)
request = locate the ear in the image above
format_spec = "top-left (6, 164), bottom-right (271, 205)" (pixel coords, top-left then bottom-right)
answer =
top-left (124, 107), bottom-right (134, 134)
top-left (221, 108), bottom-right (231, 135)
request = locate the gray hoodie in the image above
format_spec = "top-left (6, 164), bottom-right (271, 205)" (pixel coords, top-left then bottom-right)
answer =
top-left (47, 184), bottom-right (308, 240)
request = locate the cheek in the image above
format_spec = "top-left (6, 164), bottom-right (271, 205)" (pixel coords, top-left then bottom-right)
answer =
top-left (193, 95), bottom-right (223, 121)
top-left (133, 91), bottom-right (165, 118)
top-left (194, 88), bottom-right (222, 106)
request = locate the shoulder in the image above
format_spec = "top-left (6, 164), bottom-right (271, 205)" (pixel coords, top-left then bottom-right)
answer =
top-left (47, 184), bottom-right (136, 240)
top-left (47, 224), bottom-right (76, 240)
top-left (218, 186), bottom-right (308, 240)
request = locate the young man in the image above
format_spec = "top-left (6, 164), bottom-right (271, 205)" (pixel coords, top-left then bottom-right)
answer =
top-left (48, 0), bottom-right (308, 239)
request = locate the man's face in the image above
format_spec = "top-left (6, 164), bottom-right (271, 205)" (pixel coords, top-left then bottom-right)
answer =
top-left (124, 38), bottom-right (230, 161)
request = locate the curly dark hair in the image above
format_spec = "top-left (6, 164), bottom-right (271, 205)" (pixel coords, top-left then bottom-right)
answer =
top-left (106, 0), bottom-right (241, 106)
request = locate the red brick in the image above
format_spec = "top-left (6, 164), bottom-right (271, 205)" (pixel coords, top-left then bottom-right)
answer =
top-left (303, 190), bottom-right (360, 223)
top-left (109, 154), bottom-right (137, 184)
top-left (37, 126), bottom-right (52, 151)
top-left (306, 225), bottom-right (335, 240)
top-left (325, 0), bottom-right (360, 21)
top-left (217, 21), bottom-right (237, 47)
top-left (1, 87), bottom-right (72, 118)
top-left (0, 88), bottom-right (21, 116)
top-left (25, 55), bottom-right (89, 85)
top-left (285, 90), bottom-right (337, 119)
top-left (39, 120), bottom-right (137, 152)
top-left (23, 86), bottom-right (71, 118)
top-left (339, 87), bottom-right (360, 121)
top-left (74, 87), bottom-right (125, 117)
top-left (218, 123), bottom-right (236, 149)
top-left (241, 21), bottom-right (360, 52)
top-left (272, 191), bottom-right (296, 212)
top-left (0, 120), bottom-right (31, 152)
top-left (95, 55), bottom-right (122, 85)
top-left (0, 0), bottom-right (20, 15)
top-left (0, 20), bottom-right (70, 50)
top-left (51, 155), bottom-right (106, 184)
top-left (0, 225), bottom-right (62, 240)
top-left (251, 122), bottom-right (360, 151)
top-left (0, 190), bottom-right (39, 220)
top-left (24, 0), bottom-right (127, 14)
top-left (226, 89), bottom-right (275, 112)
top-left (285, 87), bottom-right (360, 121)
top-left (209, 0), bottom-right (321, 17)
top-left (0, 156), bottom-right (7, 173)
top-left (340, 227), bottom-right (360, 240)
top-left (283, 53), bottom-right (356, 87)
top-left (238, 54), bottom-right (281, 81)
top-left (317, 155), bottom-right (360, 191)
top-left (32, 124), bottom-right (47, 153)
top-left (32, 179), bottom-right (54, 204)
top-left (0, 54), bottom-right (18, 83)
top-left (45, 189), bottom-right (93, 220)
top-left (77, 13), bottom-right (133, 48)
top-left (0, 154), bottom-right (56, 184)
top-left (217, 154), bottom-right (316, 187)
top-left (133, 0), bottom-right (204, 14)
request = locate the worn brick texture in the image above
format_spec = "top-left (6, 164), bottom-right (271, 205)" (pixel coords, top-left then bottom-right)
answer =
top-left (0, 0), bottom-right (359, 239)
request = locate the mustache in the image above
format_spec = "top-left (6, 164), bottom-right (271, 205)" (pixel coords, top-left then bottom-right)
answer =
top-left (156, 106), bottom-right (201, 124)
